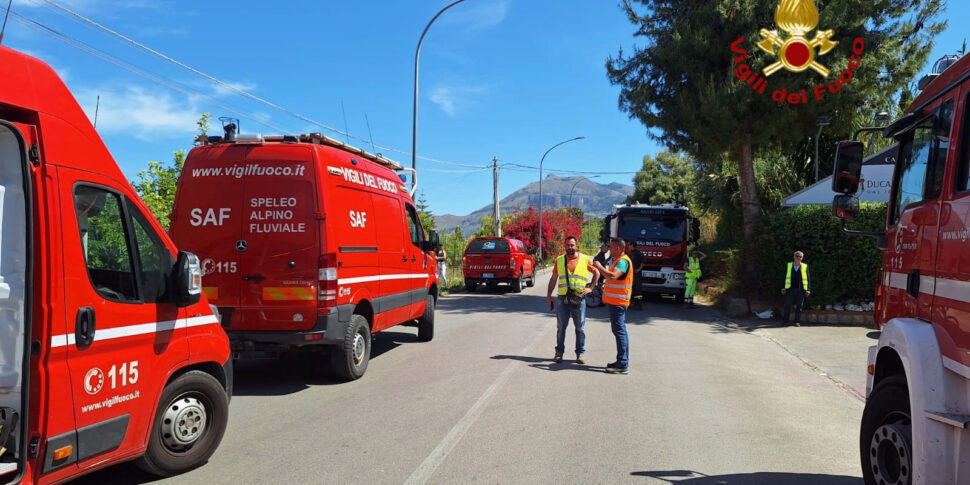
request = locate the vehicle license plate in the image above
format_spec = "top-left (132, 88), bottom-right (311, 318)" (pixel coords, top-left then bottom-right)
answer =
top-left (482, 273), bottom-right (494, 278)
top-left (644, 271), bottom-right (663, 279)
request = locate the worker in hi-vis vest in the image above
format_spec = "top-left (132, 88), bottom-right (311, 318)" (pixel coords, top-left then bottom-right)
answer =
top-left (592, 237), bottom-right (633, 374)
top-left (684, 249), bottom-right (706, 307)
top-left (546, 235), bottom-right (600, 364)
top-left (781, 250), bottom-right (811, 326)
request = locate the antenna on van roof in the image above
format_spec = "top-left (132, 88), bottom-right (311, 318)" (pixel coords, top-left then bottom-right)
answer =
top-left (0, 0), bottom-right (13, 45)
top-left (364, 113), bottom-right (377, 154)
top-left (340, 101), bottom-right (350, 145)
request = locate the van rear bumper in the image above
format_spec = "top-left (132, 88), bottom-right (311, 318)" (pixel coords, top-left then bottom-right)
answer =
top-left (228, 305), bottom-right (352, 358)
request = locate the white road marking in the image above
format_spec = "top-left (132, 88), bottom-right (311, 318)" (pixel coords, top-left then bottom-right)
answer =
top-left (403, 321), bottom-right (550, 485)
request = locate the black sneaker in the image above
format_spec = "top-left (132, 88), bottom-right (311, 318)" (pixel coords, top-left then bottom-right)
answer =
top-left (606, 361), bottom-right (619, 368)
top-left (606, 366), bottom-right (629, 374)
top-left (553, 354), bottom-right (563, 363)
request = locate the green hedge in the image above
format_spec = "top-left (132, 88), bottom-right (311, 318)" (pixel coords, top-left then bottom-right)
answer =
top-left (753, 203), bottom-right (886, 306)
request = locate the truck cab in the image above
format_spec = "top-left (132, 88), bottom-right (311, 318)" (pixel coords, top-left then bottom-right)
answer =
top-left (603, 204), bottom-right (700, 301)
top-left (0, 47), bottom-right (231, 484)
top-left (832, 52), bottom-right (970, 484)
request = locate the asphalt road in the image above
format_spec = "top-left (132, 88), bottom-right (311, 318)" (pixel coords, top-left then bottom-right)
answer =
top-left (74, 271), bottom-right (866, 484)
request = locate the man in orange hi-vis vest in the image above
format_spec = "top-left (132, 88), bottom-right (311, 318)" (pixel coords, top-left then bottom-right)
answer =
top-left (592, 237), bottom-right (633, 374)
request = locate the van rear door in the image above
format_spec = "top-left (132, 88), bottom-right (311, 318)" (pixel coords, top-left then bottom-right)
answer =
top-left (238, 146), bottom-right (318, 332)
top-left (171, 146), bottom-right (247, 315)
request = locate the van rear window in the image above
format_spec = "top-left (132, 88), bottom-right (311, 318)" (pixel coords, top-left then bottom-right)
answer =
top-left (466, 239), bottom-right (510, 254)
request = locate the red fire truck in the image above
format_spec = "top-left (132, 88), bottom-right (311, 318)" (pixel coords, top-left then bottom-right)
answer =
top-left (0, 48), bottom-right (231, 484)
top-left (832, 53), bottom-right (970, 484)
top-left (602, 204), bottom-right (700, 301)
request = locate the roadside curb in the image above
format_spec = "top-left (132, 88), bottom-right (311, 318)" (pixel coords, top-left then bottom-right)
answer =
top-left (713, 310), bottom-right (868, 402)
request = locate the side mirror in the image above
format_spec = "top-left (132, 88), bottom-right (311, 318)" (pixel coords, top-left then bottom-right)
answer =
top-left (422, 230), bottom-right (440, 252)
top-left (832, 195), bottom-right (860, 220)
top-left (174, 251), bottom-right (203, 307)
top-left (832, 140), bottom-right (864, 195)
top-left (690, 218), bottom-right (701, 244)
top-left (600, 214), bottom-right (613, 244)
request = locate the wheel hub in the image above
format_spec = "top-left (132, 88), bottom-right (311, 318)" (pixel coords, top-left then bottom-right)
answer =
top-left (162, 395), bottom-right (207, 450)
top-left (870, 422), bottom-right (912, 485)
top-left (353, 331), bottom-right (365, 365)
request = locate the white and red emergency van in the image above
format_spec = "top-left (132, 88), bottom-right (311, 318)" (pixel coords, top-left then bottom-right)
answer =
top-left (169, 127), bottom-right (440, 381)
top-left (832, 52), bottom-right (970, 484)
top-left (0, 47), bottom-right (231, 484)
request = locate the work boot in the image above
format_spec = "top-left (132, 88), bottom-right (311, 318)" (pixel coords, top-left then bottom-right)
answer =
top-left (553, 354), bottom-right (563, 363)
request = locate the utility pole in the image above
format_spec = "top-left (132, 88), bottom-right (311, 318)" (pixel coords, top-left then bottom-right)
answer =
top-left (493, 156), bottom-right (501, 236)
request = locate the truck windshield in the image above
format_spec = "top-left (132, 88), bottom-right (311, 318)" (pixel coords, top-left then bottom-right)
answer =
top-left (466, 239), bottom-right (510, 254)
top-left (619, 217), bottom-right (686, 244)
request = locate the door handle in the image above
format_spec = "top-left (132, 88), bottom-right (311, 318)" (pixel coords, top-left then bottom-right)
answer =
top-left (243, 274), bottom-right (267, 282)
top-left (75, 307), bottom-right (96, 347)
top-left (906, 269), bottom-right (920, 299)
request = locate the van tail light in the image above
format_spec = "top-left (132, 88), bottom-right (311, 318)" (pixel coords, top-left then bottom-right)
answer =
top-left (318, 253), bottom-right (338, 307)
top-left (509, 258), bottom-right (515, 269)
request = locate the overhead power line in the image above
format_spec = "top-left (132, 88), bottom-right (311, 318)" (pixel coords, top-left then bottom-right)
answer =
top-left (33, 0), bottom-right (490, 170)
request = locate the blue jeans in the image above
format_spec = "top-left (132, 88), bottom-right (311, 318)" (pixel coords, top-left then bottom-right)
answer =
top-left (555, 297), bottom-right (586, 356)
top-left (609, 304), bottom-right (629, 367)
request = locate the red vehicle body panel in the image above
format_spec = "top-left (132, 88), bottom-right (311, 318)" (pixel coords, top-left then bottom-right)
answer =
top-left (170, 134), bottom-right (438, 354)
top-left (0, 47), bottom-right (230, 485)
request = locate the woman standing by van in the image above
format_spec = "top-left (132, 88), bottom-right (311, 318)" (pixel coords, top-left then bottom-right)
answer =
top-left (435, 245), bottom-right (447, 284)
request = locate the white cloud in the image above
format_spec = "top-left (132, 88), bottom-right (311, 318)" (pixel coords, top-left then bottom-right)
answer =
top-left (428, 83), bottom-right (493, 117)
top-left (446, 0), bottom-right (509, 31)
top-left (77, 85), bottom-right (199, 140)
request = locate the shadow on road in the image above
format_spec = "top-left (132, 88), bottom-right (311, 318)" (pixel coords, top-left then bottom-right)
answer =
top-left (632, 469), bottom-right (861, 484)
top-left (231, 330), bottom-right (418, 397)
top-left (491, 354), bottom-right (612, 373)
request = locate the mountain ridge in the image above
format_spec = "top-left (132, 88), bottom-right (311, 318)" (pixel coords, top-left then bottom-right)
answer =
top-left (435, 174), bottom-right (634, 234)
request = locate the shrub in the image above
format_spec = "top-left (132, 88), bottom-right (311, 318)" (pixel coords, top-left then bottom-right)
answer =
top-left (753, 202), bottom-right (886, 306)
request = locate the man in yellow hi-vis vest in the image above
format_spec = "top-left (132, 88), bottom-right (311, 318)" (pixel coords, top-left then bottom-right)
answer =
top-left (592, 237), bottom-right (633, 374)
top-left (546, 236), bottom-right (600, 364)
top-left (781, 250), bottom-right (811, 326)
top-left (685, 249), bottom-right (706, 307)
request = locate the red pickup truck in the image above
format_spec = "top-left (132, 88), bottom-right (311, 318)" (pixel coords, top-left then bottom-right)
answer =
top-left (462, 237), bottom-right (536, 293)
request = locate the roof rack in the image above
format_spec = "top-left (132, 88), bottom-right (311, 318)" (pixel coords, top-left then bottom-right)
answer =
top-left (193, 132), bottom-right (403, 171)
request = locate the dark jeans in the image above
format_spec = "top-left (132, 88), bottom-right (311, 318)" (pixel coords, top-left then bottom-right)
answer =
top-left (609, 305), bottom-right (629, 367)
top-left (782, 289), bottom-right (806, 323)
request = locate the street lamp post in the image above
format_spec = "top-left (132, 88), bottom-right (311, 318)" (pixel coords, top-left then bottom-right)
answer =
top-left (412, 0), bottom-right (470, 191)
top-left (569, 175), bottom-right (600, 208)
top-left (537, 136), bottom-right (584, 261)
top-left (814, 115), bottom-right (831, 182)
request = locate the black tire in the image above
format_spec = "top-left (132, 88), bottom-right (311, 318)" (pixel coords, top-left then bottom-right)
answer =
top-left (330, 315), bottom-right (370, 380)
top-left (418, 294), bottom-right (435, 342)
top-left (860, 374), bottom-right (912, 485)
top-left (526, 273), bottom-right (535, 287)
top-left (136, 371), bottom-right (229, 477)
top-left (674, 291), bottom-right (685, 303)
top-left (465, 280), bottom-right (476, 292)
top-left (512, 271), bottom-right (523, 293)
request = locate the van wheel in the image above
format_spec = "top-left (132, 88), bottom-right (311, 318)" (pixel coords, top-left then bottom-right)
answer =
top-left (418, 295), bottom-right (435, 342)
top-left (674, 292), bottom-right (685, 303)
top-left (512, 272), bottom-right (523, 293)
top-left (331, 315), bottom-right (370, 380)
top-left (465, 281), bottom-right (476, 292)
top-left (526, 273), bottom-right (535, 287)
top-left (861, 374), bottom-right (911, 485)
top-left (136, 371), bottom-right (229, 477)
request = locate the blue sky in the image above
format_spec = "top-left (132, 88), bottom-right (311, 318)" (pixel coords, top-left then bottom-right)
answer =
top-left (3, 0), bottom-right (968, 218)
